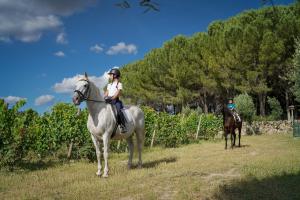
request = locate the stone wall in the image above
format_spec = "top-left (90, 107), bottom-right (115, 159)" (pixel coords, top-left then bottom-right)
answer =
top-left (241, 120), bottom-right (292, 135)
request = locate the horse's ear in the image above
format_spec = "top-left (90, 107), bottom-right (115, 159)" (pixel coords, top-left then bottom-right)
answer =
top-left (84, 72), bottom-right (89, 80)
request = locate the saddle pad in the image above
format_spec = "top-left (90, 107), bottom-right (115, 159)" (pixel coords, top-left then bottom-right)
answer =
top-left (121, 108), bottom-right (133, 124)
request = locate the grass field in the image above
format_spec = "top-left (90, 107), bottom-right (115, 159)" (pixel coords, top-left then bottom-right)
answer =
top-left (1, 134), bottom-right (300, 200)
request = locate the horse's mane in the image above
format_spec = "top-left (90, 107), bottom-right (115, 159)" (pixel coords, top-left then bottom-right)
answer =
top-left (79, 78), bottom-right (104, 101)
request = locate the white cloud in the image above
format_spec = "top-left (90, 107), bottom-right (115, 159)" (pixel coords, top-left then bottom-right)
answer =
top-left (90, 44), bottom-right (103, 53)
top-left (56, 32), bottom-right (68, 44)
top-left (3, 96), bottom-right (27, 104)
top-left (35, 95), bottom-right (54, 106)
top-left (54, 51), bottom-right (65, 57)
top-left (17, 32), bottom-right (42, 43)
top-left (106, 42), bottom-right (137, 55)
top-left (0, 0), bottom-right (96, 43)
top-left (53, 72), bottom-right (109, 94)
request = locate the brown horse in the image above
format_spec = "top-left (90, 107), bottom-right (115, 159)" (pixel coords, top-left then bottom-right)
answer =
top-left (223, 106), bottom-right (242, 149)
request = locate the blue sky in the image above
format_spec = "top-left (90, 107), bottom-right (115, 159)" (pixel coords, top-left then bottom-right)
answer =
top-left (0, 0), bottom-right (295, 113)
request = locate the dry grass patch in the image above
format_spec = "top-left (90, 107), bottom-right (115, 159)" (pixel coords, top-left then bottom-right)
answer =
top-left (0, 134), bottom-right (300, 199)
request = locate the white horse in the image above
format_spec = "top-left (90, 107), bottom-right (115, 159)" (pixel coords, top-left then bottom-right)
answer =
top-left (72, 73), bottom-right (145, 178)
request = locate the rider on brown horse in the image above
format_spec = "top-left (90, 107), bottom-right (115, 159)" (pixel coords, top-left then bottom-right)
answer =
top-left (227, 98), bottom-right (241, 123)
top-left (223, 98), bottom-right (242, 149)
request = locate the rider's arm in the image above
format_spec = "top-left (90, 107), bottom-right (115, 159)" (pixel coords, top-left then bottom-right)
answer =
top-left (111, 82), bottom-right (123, 100)
top-left (104, 90), bottom-right (108, 97)
top-left (111, 89), bottom-right (121, 100)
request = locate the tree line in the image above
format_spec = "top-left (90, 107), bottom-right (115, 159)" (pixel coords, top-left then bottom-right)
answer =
top-left (120, 2), bottom-right (300, 119)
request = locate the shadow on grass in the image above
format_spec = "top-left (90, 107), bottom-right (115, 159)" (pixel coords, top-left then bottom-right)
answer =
top-left (214, 171), bottom-right (300, 200)
top-left (17, 160), bottom-right (59, 171)
top-left (2, 160), bottom-right (68, 172)
top-left (131, 156), bottom-right (177, 169)
top-left (234, 144), bottom-right (250, 148)
top-left (143, 156), bottom-right (177, 168)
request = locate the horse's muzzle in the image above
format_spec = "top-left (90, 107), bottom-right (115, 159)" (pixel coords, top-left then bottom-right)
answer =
top-left (72, 96), bottom-right (81, 105)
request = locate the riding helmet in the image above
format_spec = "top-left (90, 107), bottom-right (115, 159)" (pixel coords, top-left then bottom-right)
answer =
top-left (108, 68), bottom-right (121, 78)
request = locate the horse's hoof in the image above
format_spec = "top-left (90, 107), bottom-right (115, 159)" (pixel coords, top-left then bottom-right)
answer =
top-left (102, 174), bottom-right (109, 178)
top-left (96, 172), bottom-right (102, 177)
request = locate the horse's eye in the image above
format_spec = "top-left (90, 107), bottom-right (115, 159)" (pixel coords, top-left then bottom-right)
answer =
top-left (84, 85), bottom-right (87, 88)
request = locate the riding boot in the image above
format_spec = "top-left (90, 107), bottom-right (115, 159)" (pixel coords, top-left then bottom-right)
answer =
top-left (119, 111), bottom-right (127, 133)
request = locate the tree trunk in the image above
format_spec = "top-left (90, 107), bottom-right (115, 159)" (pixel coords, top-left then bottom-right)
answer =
top-left (285, 90), bottom-right (291, 121)
top-left (258, 93), bottom-right (266, 116)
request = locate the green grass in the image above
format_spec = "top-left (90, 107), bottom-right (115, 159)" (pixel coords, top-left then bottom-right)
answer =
top-left (1, 134), bottom-right (300, 200)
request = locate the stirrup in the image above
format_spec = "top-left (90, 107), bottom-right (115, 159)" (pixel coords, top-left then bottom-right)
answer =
top-left (120, 125), bottom-right (127, 133)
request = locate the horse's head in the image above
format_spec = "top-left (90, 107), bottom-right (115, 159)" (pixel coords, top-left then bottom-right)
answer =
top-left (73, 72), bottom-right (90, 105)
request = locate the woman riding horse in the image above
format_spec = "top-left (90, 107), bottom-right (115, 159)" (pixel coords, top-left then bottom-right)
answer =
top-left (223, 99), bottom-right (242, 149)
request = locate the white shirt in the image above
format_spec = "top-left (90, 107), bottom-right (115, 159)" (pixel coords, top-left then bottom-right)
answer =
top-left (107, 81), bottom-right (123, 97)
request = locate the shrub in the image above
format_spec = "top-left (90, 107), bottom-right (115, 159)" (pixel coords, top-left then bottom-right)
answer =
top-left (234, 93), bottom-right (256, 123)
top-left (142, 106), bottom-right (222, 148)
top-left (267, 97), bottom-right (283, 120)
top-left (0, 100), bottom-right (38, 169)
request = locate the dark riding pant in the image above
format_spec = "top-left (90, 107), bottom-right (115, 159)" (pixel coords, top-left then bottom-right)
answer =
top-left (111, 98), bottom-right (126, 126)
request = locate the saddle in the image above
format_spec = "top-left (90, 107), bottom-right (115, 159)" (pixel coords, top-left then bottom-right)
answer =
top-left (110, 106), bottom-right (130, 138)
top-left (231, 110), bottom-right (241, 123)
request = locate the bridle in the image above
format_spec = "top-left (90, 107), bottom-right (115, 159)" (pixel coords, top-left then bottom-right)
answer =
top-left (74, 79), bottom-right (105, 103)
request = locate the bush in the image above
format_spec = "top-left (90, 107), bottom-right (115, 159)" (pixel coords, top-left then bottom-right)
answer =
top-left (267, 97), bottom-right (283, 120)
top-left (0, 100), bottom-right (38, 169)
top-left (142, 106), bottom-right (222, 148)
top-left (234, 93), bottom-right (256, 123)
top-left (199, 114), bottom-right (223, 139)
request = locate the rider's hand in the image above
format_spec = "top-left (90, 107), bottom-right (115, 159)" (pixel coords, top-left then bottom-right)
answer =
top-left (104, 96), bottom-right (112, 103)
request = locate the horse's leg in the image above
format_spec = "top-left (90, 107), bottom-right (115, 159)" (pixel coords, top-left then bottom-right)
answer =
top-left (102, 133), bottom-right (110, 178)
top-left (233, 129), bottom-right (236, 146)
top-left (230, 128), bottom-right (234, 149)
top-left (126, 136), bottom-right (134, 169)
top-left (135, 128), bottom-right (144, 168)
top-left (91, 134), bottom-right (102, 176)
top-left (238, 126), bottom-right (241, 147)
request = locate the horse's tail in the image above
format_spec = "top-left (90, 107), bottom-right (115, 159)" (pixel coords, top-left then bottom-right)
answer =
top-left (135, 107), bottom-right (145, 146)
top-left (127, 105), bottom-right (145, 147)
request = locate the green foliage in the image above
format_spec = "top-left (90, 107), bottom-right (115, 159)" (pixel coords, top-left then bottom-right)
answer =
top-left (234, 93), bottom-right (256, 123)
top-left (199, 114), bottom-right (223, 139)
top-left (0, 99), bottom-right (38, 168)
top-left (142, 106), bottom-right (222, 148)
top-left (181, 106), bottom-right (203, 117)
top-left (0, 101), bottom-right (223, 168)
top-left (293, 39), bottom-right (300, 102)
top-left (267, 97), bottom-right (283, 120)
top-left (121, 4), bottom-right (300, 116)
